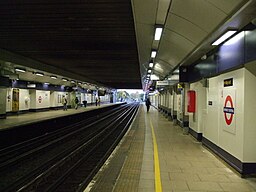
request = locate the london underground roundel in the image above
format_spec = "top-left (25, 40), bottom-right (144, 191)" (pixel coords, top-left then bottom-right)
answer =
top-left (223, 95), bottom-right (234, 125)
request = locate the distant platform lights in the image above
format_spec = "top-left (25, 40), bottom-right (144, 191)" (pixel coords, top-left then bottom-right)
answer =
top-left (145, 25), bottom-right (163, 88)
top-left (13, 65), bottom-right (108, 92)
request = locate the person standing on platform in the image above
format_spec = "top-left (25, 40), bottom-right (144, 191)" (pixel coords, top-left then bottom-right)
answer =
top-left (95, 97), bottom-right (98, 106)
top-left (145, 97), bottom-right (151, 112)
top-left (62, 95), bottom-right (68, 111)
top-left (83, 100), bottom-right (87, 108)
top-left (75, 97), bottom-right (79, 109)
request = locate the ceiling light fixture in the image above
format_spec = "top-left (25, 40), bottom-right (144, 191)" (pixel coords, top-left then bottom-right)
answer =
top-left (50, 75), bottom-right (57, 79)
top-left (149, 62), bottom-right (153, 68)
top-left (62, 78), bottom-right (68, 81)
top-left (15, 68), bottom-right (26, 73)
top-left (148, 69), bottom-right (152, 73)
top-left (35, 72), bottom-right (44, 76)
top-left (154, 27), bottom-right (163, 40)
top-left (70, 80), bottom-right (75, 83)
top-left (151, 51), bottom-right (157, 58)
top-left (212, 30), bottom-right (237, 45)
top-left (150, 74), bottom-right (159, 80)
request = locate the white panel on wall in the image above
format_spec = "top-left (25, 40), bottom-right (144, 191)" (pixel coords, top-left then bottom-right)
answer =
top-left (36, 90), bottom-right (50, 109)
top-left (50, 91), bottom-right (66, 107)
top-left (173, 91), bottom-right (177, 111)
top-left (170, 94), bottom-right (173, 109)
top-left (204, 76), bottom-right (220, 144)
top-left (205, 68), bottom-right (244, 161)
top-left (86, 94), bottom-right (91, 104)
top-left (177, 94), bottom-right (182, 121)
top-left (189, 82), bottom-right (206, 133)
top-left (81, 93), bottom-right (85, 104)
top-left (30, 89), bottom-right (37, 109)
top-left (218, 69), bottom-right (244, 160)
top-left (0, 88), bottom-right (7, 115)
top-left (50, 91), bottom-right (55, 107)
top-left (19, 89), bottom-right (30, 111)
top-left (244, 67), bottom-right (256, 162)
top-left (6, 88), bottom-right (12, 112)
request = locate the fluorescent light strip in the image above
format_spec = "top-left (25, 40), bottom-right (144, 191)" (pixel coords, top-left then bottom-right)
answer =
top-left (148, 69), bottom-right (152, 73)
top-left (70, 80), bottom-right (75, 83)
top-left (212, 31), bottom-right (237, 45)
top-left (35, 72), bottom-right (44, 76)
top-left (151, 51), bottom-right (156, 58)
top-left (15, 68), bottom-right (26, 73)
top-left (149, 62), bottom-right (153, 68)
top-left (154, 27), bottom-right (163, 40)
top-left (62, 78), bottom-right (68, 81)
top-left (51, 76), bottom-right (57, 79)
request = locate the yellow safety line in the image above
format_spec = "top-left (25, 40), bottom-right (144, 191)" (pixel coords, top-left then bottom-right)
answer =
top-left (150, 119), bottom-right (162, 192)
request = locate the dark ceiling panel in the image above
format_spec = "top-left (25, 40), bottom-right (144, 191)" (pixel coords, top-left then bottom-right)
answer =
top-left (0, 1), bottom-right (141, 89)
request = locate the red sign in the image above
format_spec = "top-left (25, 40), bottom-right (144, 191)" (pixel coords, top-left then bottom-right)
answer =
top-left (223, 95), bottom-right (234, 125)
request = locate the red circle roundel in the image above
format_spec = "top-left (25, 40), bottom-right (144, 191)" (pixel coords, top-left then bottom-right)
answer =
top-left (223, 95), bottom-right (234, 125)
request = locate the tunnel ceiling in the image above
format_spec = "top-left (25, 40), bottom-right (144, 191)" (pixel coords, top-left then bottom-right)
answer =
top-left (0, 1), bottom-right (141, 89)
top-left (132, 0), bottom-right (256, 89)
top-left (1, 1), bottom-right (256, 90)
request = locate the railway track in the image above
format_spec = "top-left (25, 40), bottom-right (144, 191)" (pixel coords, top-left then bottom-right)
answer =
top-left (0, 103), bottom-right (139, 192)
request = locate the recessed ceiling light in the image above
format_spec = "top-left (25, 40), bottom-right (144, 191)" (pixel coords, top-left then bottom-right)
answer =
top-left (154, 27), bottom-right (163, 40)
top-left (35, 72), bottom-right (44, 76)
top-left (151, 51), bottom-right (157, 58)
top-left (15, 68), bottom-right (26, 73)
top-left (212, 30), bottom-right (237, 45)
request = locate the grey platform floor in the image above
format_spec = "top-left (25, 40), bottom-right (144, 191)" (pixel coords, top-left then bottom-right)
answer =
top-left (85, 105), bottom-right (256, 192)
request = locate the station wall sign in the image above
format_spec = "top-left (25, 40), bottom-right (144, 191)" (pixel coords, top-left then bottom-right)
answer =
top-left (156, 80), bottom-right (169, 86)
top-left (224, 78), bottom-right (233, 87)
top-left (222, 89), bottom-right (236, 134)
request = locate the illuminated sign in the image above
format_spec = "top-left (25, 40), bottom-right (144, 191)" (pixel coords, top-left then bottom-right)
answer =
top-left (224, 78), bottom-right (233, 87)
